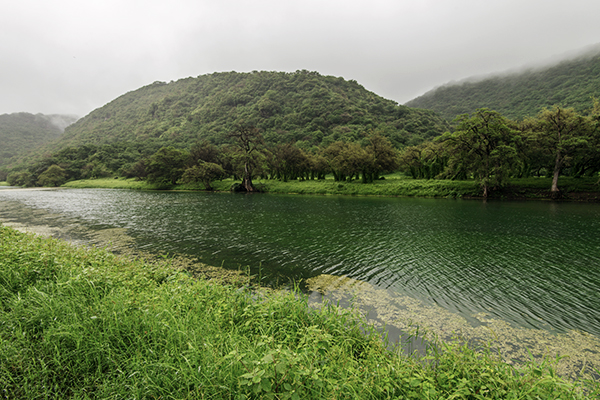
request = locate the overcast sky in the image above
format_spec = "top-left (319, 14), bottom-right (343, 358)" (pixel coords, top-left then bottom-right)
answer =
top-left (1, 0), bottom-right (600, 118)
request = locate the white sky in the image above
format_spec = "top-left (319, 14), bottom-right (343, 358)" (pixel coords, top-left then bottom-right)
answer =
top-left (1, 0), bottom-right (599, 117)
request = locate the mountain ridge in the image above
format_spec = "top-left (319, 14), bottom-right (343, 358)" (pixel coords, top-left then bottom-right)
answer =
top-left (53, 70), bottom-right (448, 153)
top-left (406, 44), bottom-right (600, 121)
top-left (0, 112), bottom-right (78, 168)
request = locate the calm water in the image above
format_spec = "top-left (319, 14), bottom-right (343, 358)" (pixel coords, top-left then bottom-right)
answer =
top-left (1, 188), bottom-right (600, 337)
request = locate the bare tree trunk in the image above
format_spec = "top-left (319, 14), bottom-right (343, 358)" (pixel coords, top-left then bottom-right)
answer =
top-left (242, 162), bottom-right (256, 192)
top-left (551, 151), bottom-right (562, 197)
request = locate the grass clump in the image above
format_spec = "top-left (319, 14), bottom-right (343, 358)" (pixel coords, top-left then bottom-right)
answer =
top-left (1, 226), bottom-right (596, 399)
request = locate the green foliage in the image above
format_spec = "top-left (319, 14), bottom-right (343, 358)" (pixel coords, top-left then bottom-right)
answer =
top-left (0, 113), bottom-right (77, 168)
top-left (7, 170), bottom-right (36, 187)
top-left (180, 162), bottom-right (225, 190)
top-left (407, 49), bottom-right (600, 121)
top-left (145, 146), bottom-right (189, 186)
top-left (444, 109), bottom-right (519, 197)
top-left (51, 71), bottom-right (448, 152)
top-left (36, 164), bottom-right (67, 187)
top-left (522, 105), bottom-right (595, 194)
top-left (1, 226), bottom-right (596, 398)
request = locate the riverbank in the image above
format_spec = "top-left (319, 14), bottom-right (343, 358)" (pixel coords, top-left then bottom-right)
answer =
top-left (60, 175), bottom-right (600, 201)
top-left (1, 226), bottom-right (596, 399)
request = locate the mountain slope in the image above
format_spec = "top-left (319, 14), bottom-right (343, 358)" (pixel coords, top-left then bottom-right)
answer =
top-left (406, 47), bottom-right (600, 121)
top-left (0, 113), bottom-right (78, 167)
top-left (57, 70), bottom-right (448, 151)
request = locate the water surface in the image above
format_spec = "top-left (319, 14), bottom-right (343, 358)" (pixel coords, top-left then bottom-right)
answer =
top-left (1, 188), bottom-right (599, 338)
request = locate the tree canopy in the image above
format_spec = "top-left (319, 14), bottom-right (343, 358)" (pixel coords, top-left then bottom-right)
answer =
top-left (49, 71), bottom-right (448, 154)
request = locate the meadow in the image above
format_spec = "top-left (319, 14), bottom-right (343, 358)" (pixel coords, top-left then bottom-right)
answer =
top-left (1, 226), bottom-right (597, 399)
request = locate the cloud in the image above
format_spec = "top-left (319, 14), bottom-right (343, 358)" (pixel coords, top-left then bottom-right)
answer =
top-left (1, 0), bottom-right (600, 116)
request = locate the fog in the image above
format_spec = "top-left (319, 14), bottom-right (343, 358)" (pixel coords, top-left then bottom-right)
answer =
top-left (1, 0), bottom-right (599, 117)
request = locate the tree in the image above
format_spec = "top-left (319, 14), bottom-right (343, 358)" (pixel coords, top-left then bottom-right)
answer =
top-left (37, 165), bottom-right (67, 187)
top-left (180, 162), bottom-right (225, 191)
top-left (145, 147), bottom-right (189, 186)
top-left (399, 140), bottom-right (447, 180)
top-left (267, 143), bottom-right (310, 181)
top-left (7, 170), bottom-right (35, 187)
top-left (363, 132), bottom-right (399, 182)
top-left (227, 124), bottom-right (264, 192)
top-left (528, 106), bottom-right (591, 196)
top-left (445, 109), bottom-right (518, 197)
top-left (188, 140), bottom-right (221, 166)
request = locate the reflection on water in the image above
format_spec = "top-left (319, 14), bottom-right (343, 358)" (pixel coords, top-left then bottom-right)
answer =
top-left (1, 188), bottom-right (600, 380)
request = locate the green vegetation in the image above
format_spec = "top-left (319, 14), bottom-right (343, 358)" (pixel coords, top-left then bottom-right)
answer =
top-left (0, 112), bottom-right (77, 169)
top-left (406, 48), bottom-right (600, 121)
top-left (1, 225), bottom-right (596, 399)
top-left (0, 181), bottom-right (8, 186)
top-left (4, 70), bottom-right (598, 199)
top-left (401, 105), bottom-right (600, 197)
top-left (62, 177), bottom-right (155, 190)
top-left (49, 70), bottom-right (448, 152)
top-left (60, 175), bottom-right (599, 201)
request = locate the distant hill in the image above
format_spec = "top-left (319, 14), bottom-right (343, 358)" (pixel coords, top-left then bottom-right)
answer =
top-left (406, 46), bottom-right (600, 121)
top-left (0, 113), bottom-right (78, 167)
top-left (56, 70), bottom-right (448, 152)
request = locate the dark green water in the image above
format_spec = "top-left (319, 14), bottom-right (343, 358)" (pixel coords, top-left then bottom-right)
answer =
top-left (1, 188), bottom-right (599, 337)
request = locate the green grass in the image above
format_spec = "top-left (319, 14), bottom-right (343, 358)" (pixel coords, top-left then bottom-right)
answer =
top-left (62, 177), bottom-right (163, 190)
top-left (0, 181), bottom-right (9, 186)
top-left (1, 226), bottom-right (597, 399)
top-left (61, 175), bottom-right (599, 201)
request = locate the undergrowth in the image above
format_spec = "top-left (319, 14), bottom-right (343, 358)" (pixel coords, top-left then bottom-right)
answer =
top-left (1, 226), bottom-right (597, 398)
top-left (61, 175), bottom-right (599, 201)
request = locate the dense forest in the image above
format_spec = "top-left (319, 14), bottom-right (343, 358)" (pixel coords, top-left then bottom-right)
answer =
top-left (406, 47), bottom-right (600, 121)
top-left (53, 70), bottom-right (448, 151)
top-left (0, 113), bottom-right (77, 169)
top-left (6, 103), bottom-right (600, 198)
top-left (4, 67), bottom-right (600, 198)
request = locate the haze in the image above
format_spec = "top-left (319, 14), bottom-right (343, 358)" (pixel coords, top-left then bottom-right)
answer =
top-left (1, 0), bottom-right (599, 118)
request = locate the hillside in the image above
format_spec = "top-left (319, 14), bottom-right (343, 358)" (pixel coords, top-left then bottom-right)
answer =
top-left (406, 46), bottom-right (600, 121)
top-left (0, 113), bottom-right (78, 167)
top-left (56, 70), bottom-right (448, 151)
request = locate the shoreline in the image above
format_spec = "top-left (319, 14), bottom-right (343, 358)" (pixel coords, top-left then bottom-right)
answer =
top-left (1, 198), bottom-right (600, 386)
top-left (54, 175), bottom-right (600, 202)
top-left (3, 175), bottom-right (599, 201)
top-left (1, 225), bottom-right (598, 398)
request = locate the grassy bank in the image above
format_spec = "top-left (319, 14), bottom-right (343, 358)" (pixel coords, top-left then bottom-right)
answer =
top-left (1, 226), bottom-right (597, 399)
top-left (0, 181), bottom-right (9, 186)
top-left (61, 175), bottom-right (600, 201)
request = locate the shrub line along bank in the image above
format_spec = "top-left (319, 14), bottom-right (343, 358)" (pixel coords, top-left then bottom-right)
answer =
top-left (1, 226), bottom-right (598, 398)
top-left (59, 175), bottom-right (600, 201)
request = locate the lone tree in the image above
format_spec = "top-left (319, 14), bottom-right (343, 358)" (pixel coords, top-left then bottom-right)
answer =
top-left (528, 106), bottom-right (590, 197)
top-left (227, 124), bottom-right (264, 192)
top-left (445, 109), bottom-right (518, 198)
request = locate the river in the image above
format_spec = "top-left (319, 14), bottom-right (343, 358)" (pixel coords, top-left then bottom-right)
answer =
top-left (1, 187), bottom-right (600, 380)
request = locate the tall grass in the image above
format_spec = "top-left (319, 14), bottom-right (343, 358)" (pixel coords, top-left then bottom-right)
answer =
top-left (61, 175), bottom-right (599, 200)
top-left (1, 226), bottom-right (597, 399)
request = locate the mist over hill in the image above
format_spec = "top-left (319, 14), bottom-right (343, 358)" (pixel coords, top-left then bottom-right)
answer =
top-left (406, 45), bottom-right (600, 121)
top-left (0, 113), bottom-right (78, 167)
top-left (56, 70), bottom-right (448, 152)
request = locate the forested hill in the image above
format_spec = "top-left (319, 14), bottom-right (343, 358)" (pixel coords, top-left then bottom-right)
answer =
top-left (405, 47), bottom-right (600, 121)
top-left (58, 70), bottom-right (448, 150)
top-left (0, 113), bottom-right (78, 167)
